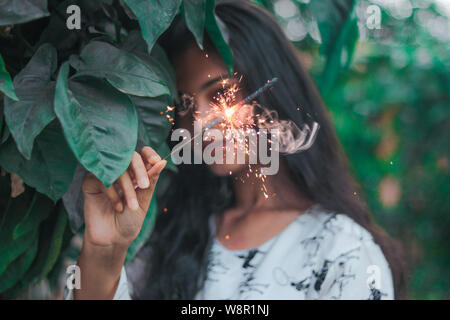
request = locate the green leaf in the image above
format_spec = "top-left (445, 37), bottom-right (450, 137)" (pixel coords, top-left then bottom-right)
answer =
top-left (24, 203), bottom-right (68, 284)
top-left (0, 120), bottom-right (78, 202)
top-left (0, 236), bottom-right (38, 292)
top-left (4, 44), bottom-right (57, 160)
top-left (312, 0), bottom-right (358, 94)
top-left (182, 0), bottom-right (207, 50)
top-left (133, 94), bottom-right (173, 150)
top-left (1, 123), bottom-right (10, 144)
top-left (318, 12), bottom-right (358, 94)
top-left (54, 62), bottom-right (138, 188)
top-left (0, 174), bottom-right (12, 222)
top-left (1, 203), bottom-right (70, 298)
top-left (125, 187), bottom-right (157, 263)
top-left (45, 221), bottom-right (74, 290)
top-left (147, 44), bottom-right (178, 98)
top-left (0, 188), bottom-right (37, 277)
top-left (13, 192), bottom-right (53, 239)
top-left (0, 0), bottom-right (49, 26)
top-left (122, 0), bottom-right (182, 53)
top-left (70, 40), bottom-right (170, 97)
top-left (309, 0), bottom-right (355, 57)
top-left (205, 0), bottom-right (234, 76)
top-left (0, 55), bottom-right (18, 101)
top-left (0, 99), bottom-right (4, 139)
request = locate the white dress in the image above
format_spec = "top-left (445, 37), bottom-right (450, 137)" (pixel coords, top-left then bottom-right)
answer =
top-left (64, 204), bottom-right (394, 300)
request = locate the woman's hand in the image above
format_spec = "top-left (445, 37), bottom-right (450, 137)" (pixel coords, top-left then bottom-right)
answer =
top-left (81, 146), bottom-right (167, 249)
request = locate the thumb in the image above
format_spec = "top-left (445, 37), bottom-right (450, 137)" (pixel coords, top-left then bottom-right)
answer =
top-left (81, 172), bottom-right (103, 195)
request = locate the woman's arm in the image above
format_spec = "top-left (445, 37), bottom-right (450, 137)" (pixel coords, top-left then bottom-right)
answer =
top-left (73, 242), bottom-right (128, 300)
top-left (68, 146), bottom-right (166, 300)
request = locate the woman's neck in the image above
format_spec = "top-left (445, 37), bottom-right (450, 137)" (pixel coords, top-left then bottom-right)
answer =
top-left (230, 159), bottom-right (313, 218)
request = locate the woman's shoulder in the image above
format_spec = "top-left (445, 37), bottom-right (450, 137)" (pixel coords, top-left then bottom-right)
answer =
top-left (289, 204), bottom-right (395, 299)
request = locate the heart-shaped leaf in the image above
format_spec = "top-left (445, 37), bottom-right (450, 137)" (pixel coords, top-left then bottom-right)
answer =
top-left (205, 0), bottom-right (234, 76)
top-left (133, 94), bottom-right (173, 150)
top-left (0, 120), bottom-right (78, 202)
top-left (0, 0), bottom-right (49, 26)
top-left (182, 0), bottom-right (207, 50)
top-left (70, 40), bottom-right (170, 97)
top-left (122, 0), bottom-right (182, 52)
top-left (4, 44), bottom-right (57, 160)
top-left (54, 62), bottom-right (138, 188)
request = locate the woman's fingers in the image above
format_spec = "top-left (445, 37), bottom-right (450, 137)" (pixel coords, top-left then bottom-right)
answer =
top-left (101, 183), bottom-right (124, 212)
top-left (140, 146), bottom-right (161, 169)
top-left (129, 152), bottom-right (150, 189)
top-left (90, 147), bottom-right (164, 213)
top-left (117, 170), bottom-right (140, 211)
top-left (136, 160), bottom-right (167, 209)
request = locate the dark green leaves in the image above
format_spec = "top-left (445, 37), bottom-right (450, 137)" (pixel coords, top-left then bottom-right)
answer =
top-left (0, 0), bottom-right (49, 26)
top-left (122, 0), bottom-right (182, 52)
top-left (133, 94), bottom-right (173, 150)
top-left (19, 203), bottom-right (68, 285)
top-left (0, 55), bottom-right (18, 101)
top-left (3, 44), bottom-right (57, 160)
top-left (0, 190), bottom-right (70, 295)
top-left (182, 0), bottom-right (207, 50)
top-left (13, 192), bottom-right (53, 239)
top-left (205, 0), bottom-right (234, 76)
top-left (70, 41), bottom-right (170, 97)
top-left (54, 62), bottom-right (138, 188)
top-left (0, 120), bottom-right (78, 202)
top-left (0, 188), bottom-right (36, 276)
top-left (310, 0), bottom-right (355, 57)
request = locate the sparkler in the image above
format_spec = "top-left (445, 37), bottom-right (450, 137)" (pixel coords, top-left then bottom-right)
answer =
top-left (162, 77), bottom-right (279, 160)
top-left (201, 77), bottom-right (278, 131)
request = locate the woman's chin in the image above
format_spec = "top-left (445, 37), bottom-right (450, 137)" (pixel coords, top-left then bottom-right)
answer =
top-left (207, 163), bottom-right (248, 177)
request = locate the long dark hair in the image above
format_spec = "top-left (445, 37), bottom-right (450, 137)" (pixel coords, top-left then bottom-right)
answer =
top-left (131, 0), bottom-right (406, 299)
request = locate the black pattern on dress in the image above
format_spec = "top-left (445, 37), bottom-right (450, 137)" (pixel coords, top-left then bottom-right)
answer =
top-left (367, 279), bottom-right (388, 300)
top-left (300, 213), bottom-right (343, 267)
top-left (236, 249), bottom-right (270, 298)
top-left (322, 247), bottom-right (361, 299)
top-left (273, 267), bottom-right (312, 294)
top-left (206, 249), bottom-right (230, 282)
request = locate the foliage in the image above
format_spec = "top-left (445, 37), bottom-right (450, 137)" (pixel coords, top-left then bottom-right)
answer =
top-left (0, 0), bottom-right (241, 299)
top-left (3, 0), bottom-right (446, 300)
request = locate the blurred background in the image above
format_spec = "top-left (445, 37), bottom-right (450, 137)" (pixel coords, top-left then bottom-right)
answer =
top-left (265, 0), bottom-right (449, 299)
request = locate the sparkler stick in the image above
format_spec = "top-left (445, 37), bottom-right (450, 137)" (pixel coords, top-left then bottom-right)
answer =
top-left (162, 77), bottom-right (279, 160)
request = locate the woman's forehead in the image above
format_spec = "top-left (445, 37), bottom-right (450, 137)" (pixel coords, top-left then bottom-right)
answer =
top-left (174, 45), bottom-right (229, 95)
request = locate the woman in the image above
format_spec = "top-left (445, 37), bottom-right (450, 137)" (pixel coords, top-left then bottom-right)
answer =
top-left (66, 0), bottom-right (405, 300)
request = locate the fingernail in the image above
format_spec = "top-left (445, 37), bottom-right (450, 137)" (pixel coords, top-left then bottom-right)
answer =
top-left (150, 155), bottom-right (161, 163)
top-left (130, 198), bottom-right (139, 210)
top-left (116, 202), bottom-right (123, 212)
top-left (139, 177), bottom-right (150, 188)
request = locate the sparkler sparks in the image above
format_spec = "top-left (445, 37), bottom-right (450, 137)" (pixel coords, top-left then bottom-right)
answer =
top-left (163, 77), bottom-right (279, 162)
top-left (162, 75), bottom-right (319, 200)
